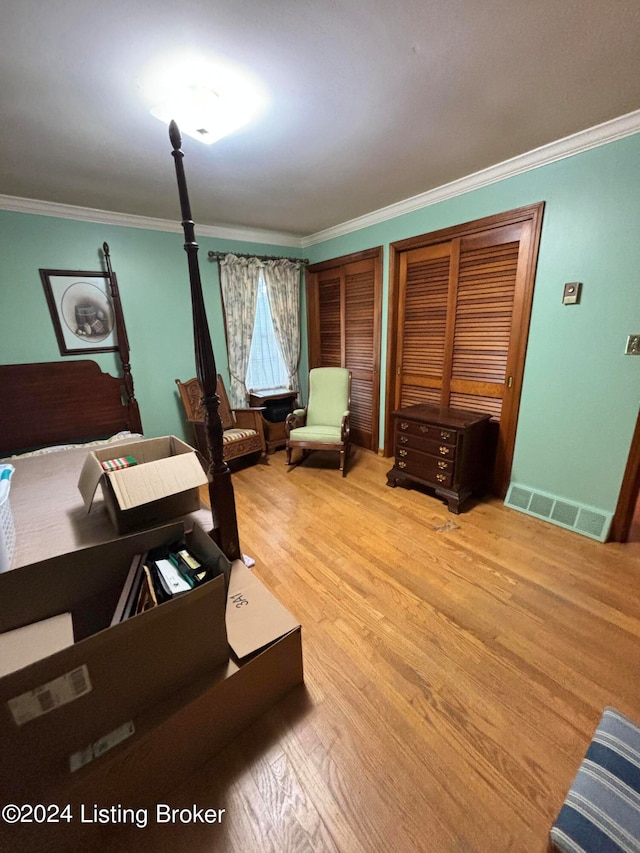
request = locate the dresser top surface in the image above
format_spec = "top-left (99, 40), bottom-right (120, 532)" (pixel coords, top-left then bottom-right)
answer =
top-left (392, 403), bottom-right (492, 429)
top-left (249, 389), bottom-right (297, 402)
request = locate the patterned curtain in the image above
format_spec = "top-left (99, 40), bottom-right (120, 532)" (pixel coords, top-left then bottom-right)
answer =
top-left (262, 259), bottom-right (302, 394)
top-left (219, 254), bottom-right (261, 407)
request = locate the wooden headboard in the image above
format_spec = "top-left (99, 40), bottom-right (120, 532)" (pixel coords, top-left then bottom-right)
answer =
top-left (0, 360), bottom-right (142, 457)
top-left (1, 244), bottom-right (141, 458)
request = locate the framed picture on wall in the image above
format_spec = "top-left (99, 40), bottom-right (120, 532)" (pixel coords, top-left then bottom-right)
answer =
top-left (40, 268), bottom-right (118, 356)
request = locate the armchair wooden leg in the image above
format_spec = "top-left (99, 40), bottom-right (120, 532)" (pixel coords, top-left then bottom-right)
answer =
top-left (286, 445), bottom-right (293, 467)
top-left (340, 448), bottom-right (346, 477)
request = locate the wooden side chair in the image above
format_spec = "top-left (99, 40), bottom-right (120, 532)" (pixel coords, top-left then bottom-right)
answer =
top-left (285, 367), bottom-right (351, 476)
top-left (175, 376), bottom-right (266, 465)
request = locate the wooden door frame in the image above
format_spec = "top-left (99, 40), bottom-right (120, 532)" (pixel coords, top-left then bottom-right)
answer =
top-left (307, 246), bottom-right (383, 452)
top-left (609, 409), bottom-right (640, 542)
top-left (384, 203), bottom-right (545, 497)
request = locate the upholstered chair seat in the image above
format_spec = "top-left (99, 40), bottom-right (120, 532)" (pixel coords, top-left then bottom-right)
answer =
top-left (288, 424), bottom-right (343, 442)
top-left (175, 376), bottom-right (265, 466)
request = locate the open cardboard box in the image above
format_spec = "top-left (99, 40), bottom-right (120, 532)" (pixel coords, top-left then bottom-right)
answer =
top-left (0, 522), bottom-right (302, 807)
top-left (78, 436), bottom-right (208, 534)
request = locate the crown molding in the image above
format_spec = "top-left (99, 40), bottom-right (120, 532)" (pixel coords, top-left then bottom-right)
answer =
top-left (2, 109), bottom-right (639, 251)
top-left (302, 109), bottom-right (640, 247)
top-left (0, 194), bottom-right (305, 249)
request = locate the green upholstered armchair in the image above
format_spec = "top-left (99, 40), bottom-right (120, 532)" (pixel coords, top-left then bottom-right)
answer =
top-left (285, 367), bottom-right (351, 477)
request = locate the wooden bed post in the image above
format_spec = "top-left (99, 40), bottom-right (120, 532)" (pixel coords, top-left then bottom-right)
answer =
top-left (101, 242), bottom-right (143, 435)
top-left (169, 120), bottom-right (241, 561)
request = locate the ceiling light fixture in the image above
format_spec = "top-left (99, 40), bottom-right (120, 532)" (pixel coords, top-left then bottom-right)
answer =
top-left (143, 52), bottom-right (267, 145)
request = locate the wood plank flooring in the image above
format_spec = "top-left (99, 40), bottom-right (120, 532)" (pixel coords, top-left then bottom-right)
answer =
top-left (119, 447), bottom-right (640, 852)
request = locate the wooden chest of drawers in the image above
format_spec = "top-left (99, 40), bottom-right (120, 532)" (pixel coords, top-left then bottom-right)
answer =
top-left (386, 404), bottom-right (494, 513)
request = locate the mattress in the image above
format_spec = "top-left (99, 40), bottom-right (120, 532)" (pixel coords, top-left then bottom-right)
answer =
top-left (6, 439), bottom-right (212, 570)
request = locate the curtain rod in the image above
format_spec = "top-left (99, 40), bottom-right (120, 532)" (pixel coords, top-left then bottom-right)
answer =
top-left (207, 250), bottom-right (309, 265)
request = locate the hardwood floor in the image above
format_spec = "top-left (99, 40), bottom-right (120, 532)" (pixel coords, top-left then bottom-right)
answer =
top-left (121, 447), bottom-right (640, 852)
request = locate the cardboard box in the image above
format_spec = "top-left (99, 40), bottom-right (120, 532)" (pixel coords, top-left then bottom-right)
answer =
top-left (78, 436), bottom-right (208, 534)
top-left (59, 628), bottom-right (304, 822)
top-left (0, 522), bottom-right (229, 798)
top-left (0, 522), bottom-right (302, 810)
top-left (0, 613), bottom-right (74, 677)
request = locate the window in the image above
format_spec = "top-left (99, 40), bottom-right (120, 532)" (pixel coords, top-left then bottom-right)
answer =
top-left (245, 273), bottom-right (288, 393)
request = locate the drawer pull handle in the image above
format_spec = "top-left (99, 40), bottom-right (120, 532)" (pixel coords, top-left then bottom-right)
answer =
top-left (400, 422), bottom-right (409, 430)
top-left (439, 446), bottom-right (450, 456)
top-left (398, 461), bottom-right (407, 469)
top-left (440, 430), bottom-right (451, 440)
top-left (436, 473), bottom-right (446, 483)
top-left (398, 449), bottom-right (407, 457)
top-left (419, 425), bottom-right (429, 433)
top-left (399, 435), bottom-right (409, 444)
top-left (438, 460), bottom-right (447, 470)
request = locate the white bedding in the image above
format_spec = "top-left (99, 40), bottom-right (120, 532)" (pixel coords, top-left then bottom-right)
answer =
top-left (6, 431), bottom-right (143, 460)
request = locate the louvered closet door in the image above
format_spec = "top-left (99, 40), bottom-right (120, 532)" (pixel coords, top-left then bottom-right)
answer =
top-left (393, 213), bottom-right (539, 495)
top-left (308, 251), bottom-right (382, 452)
top-left (344, 259), bottom-right (376, 448)
top-left (317, 270), bottom-right (342, 366)
top-left (396, 243), bottom-right (453, 409)
top-left (448, 223), bottom-right (525, 421)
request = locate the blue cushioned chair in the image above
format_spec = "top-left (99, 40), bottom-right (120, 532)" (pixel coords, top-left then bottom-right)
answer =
top-left (285, 367), bottom-right (351, 477)
top-left (549, 707), bottom-right (640, 853)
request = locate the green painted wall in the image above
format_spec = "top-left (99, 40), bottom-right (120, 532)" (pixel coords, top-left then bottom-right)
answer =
top-left (305, 133), bottom-right (640, 516)
top-left (0, 211), bottom-right (304, 442)
top-left (1, 132), bottom-right (638, 517)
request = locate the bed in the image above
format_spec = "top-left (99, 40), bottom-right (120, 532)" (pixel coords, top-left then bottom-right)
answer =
top-left (0, 357), bottom-right (152, 570)
top-left (0, 359), bottom-right (142, 459)
top-left (4, 438), bottom-right (213, 569)
top-left (1, 129), bottom-right (242, 567)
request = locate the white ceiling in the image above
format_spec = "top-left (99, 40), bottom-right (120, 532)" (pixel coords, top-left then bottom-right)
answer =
top-left (2, 0), bottom-right (640, 239)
